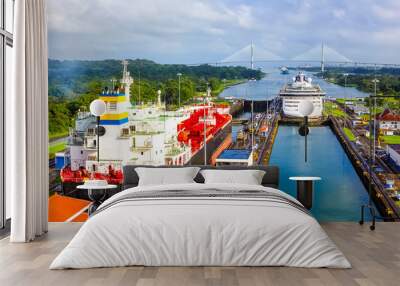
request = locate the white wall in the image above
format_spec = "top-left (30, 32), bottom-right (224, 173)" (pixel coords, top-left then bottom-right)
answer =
top-left (5, 44), bottom-right (13, 220)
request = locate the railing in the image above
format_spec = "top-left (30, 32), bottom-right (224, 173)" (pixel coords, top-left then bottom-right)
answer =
top-left (131, 130), bottom-right (163, 136)
top-left (130, 143), bottom-right (153, 151)
top-left (165, 147), bottom-right (188, 157)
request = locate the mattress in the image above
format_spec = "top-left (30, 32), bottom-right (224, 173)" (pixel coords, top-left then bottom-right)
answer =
top-left (50, 183), bottom-right (351, 269)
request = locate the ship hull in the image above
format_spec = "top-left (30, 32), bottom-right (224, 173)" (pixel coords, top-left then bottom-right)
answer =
top-left (60, 122), bottom-right (232, 198)
top-left (281, 96), bottom-right (324, 118)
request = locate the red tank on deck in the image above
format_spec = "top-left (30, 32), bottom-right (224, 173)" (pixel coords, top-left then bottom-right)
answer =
top-left (177, 106), bottom-right (232, 155)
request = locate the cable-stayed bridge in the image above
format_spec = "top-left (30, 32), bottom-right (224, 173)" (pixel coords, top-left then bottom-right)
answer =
top-left (194, 43), bottom-right (400, 69)
top-left (292, 44), bottom-right (351, 63)
top-left (221, 43), bottom-right (283, 69)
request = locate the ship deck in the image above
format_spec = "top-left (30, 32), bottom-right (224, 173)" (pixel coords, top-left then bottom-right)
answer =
top-left (1, 222), bottom-right (399, 286)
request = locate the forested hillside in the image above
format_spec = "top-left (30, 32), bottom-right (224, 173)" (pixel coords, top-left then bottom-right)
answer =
top-left (319, 68), bottom-right (400, 111)
top-left (48, 59), bottom-right (263, 137)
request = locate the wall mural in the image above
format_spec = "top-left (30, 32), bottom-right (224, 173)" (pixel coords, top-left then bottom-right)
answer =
top-left (48, 1), bottom-right (398, 223)
top-left (48, 51), bottom-right (262, 222)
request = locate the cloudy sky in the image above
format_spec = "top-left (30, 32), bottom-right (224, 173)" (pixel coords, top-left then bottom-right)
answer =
top-left (48, 0), bottom-right (400, 64)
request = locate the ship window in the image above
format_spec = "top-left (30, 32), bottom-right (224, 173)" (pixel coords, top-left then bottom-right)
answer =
top-left (87, 128), bottom-right (95, 136)
top-left (141, 152), bottom-right (144, 156)
top-left (130, 125), bottom-right (136, 132)
top-left (122, 128), bottom-right (129, 135)
top-left (109, 101), bottom-right (117, 110)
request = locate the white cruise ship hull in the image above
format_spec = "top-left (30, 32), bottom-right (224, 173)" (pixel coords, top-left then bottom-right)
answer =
top-left (282, 96), bottom-right (323, 118)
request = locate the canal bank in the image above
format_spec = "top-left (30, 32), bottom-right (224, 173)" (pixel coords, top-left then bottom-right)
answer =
top-left (329, 116), bottom-right (400, 220)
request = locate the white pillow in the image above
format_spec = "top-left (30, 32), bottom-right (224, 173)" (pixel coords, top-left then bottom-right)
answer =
top-left (200, 169), bottom-right (265, 185)
top-left (135, 167), bottom-right (200, 186)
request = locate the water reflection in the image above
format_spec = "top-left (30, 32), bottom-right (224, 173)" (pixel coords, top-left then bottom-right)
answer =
top-left (270, 126), bottom-right (372, 221)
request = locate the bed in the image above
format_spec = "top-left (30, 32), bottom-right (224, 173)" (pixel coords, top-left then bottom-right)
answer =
top-left (50, 166), bottom-right (351, 269)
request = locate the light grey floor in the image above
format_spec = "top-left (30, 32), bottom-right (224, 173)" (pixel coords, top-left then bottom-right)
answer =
top-left (0, 222), bottom-right (399, 286)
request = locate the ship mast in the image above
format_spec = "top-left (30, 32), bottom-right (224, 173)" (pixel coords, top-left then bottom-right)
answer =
top-left (321, 43), bottom-right (325, 73)
top-left (250, 41), bottom-right (254, 70)
top-left (121, 60), bottom-right (134, 103)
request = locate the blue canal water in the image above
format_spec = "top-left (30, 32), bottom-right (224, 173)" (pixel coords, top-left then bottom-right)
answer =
top-left (269, 125), bottom-right (372, 221)
top-left (223, 68), bottom-right (373, 221)
top-left (220, 70), bottom-right (368, 101)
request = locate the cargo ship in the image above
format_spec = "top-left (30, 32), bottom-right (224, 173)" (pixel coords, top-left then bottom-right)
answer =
top-left (56, 61), bottom-right (232, 197)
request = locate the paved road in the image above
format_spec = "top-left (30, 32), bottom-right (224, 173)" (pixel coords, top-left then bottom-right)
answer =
top-left (49, 135), bottom-right (68, 146)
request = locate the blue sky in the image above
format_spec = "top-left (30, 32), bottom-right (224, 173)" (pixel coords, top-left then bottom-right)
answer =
top-left (48, 0), bottom-right (400, 64)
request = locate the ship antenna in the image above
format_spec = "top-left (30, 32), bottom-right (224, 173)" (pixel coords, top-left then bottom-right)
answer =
top-left (121, 59), bottom-right (133, 104)
top-left (321, 43), bottom-right (325, 74)
top-left (110, 78), bottom-right (117, 91)
top-left (138, 69), bottom-right (141, 105)
top-left (250, 41), bottom-right (254, 70)
top-left (122, 60), bottom-right (128, 76)
top-left (251, 100), bottom-right (254, 151)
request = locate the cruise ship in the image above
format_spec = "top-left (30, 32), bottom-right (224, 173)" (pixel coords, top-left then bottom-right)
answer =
top-left (57, 61), bottom-right (232, 194)
top-left (279, 72), bottom-right (326, 118)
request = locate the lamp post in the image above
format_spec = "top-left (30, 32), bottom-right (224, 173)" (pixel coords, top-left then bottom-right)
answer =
top-left (177, 73), bottom-right (182, 108)
top-left (343, 73), bottom-right (349, 129)
top-left (372, 78), bottom-right (379, 164)
top-left (203, 94), bottom-right (207, 165)
top-left (298, 101), bottom-right (315, 162)
top-left (138, 70), bottom-right (141, 105)
top-left (251, 100), bottom-right (254, 150)
top-left (90, 99), bottom-right (106, 164)
top-left (157, 89), bottom-right (162, 107)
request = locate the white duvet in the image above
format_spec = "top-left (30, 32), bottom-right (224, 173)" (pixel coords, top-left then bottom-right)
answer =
top-left (50, 183), bottom-right (351, 269)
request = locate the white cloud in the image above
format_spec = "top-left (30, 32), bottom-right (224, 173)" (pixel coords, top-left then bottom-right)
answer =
top-left (333, 9), bottom-right (345, 19)
top-left (48, 0), bottom-right (260, 62)
top-left (372, 2), bottom-right (400, 21)
top-left (47, 0), bottom-right (400, 64)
